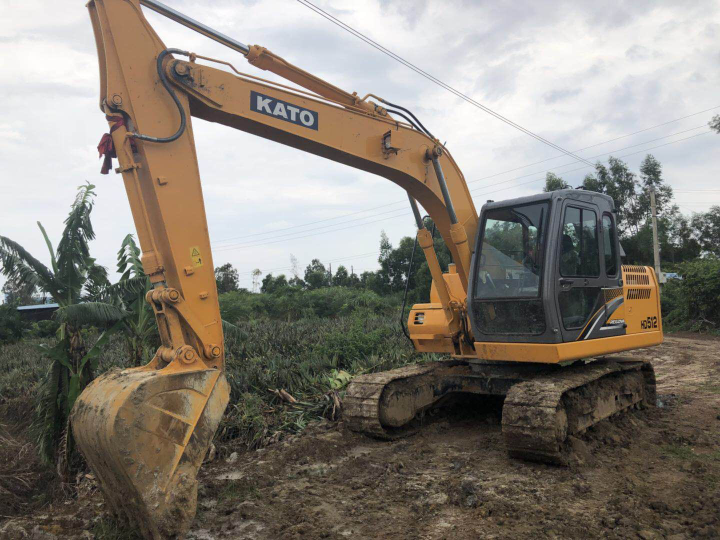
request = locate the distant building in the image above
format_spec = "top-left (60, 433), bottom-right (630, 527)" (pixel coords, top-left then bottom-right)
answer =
top-left (16, 303), bottom-right (59, 322)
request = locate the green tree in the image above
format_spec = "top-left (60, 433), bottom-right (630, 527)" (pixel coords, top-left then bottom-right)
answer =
top-left (0, 183), bottom-right (126, 467)
top-left (376, 232), bottom-right (416, 294)
top-left (691, 206), bottom-right (720, 257)
top-left (582, 157), bottom-right (638, 235)
top-left (543, 172), bottom-right (570, 192)
top-left (215, 263), bottom-right (239, 294)
top-left (304, 259), bottom-right (331, 289)
top-left (636, 154), bottom-right (674, 221)
top-left (333, 265), bottom-right (350, 287)
top-left (261, 273), bottom-right (288, 294)
top-left (0, 303), bottom-right (26, 344)
top-left (1, 276), bottom-right (38, 305)
top-left (97, 235), bottom-right (156, 367)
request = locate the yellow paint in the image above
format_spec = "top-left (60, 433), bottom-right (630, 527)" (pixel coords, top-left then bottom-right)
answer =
top-left (474, 331), bottom-right (663, 364)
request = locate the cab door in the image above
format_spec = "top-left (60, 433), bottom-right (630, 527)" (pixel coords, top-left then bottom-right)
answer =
top-left (554, 201), bottom-right (609, 342)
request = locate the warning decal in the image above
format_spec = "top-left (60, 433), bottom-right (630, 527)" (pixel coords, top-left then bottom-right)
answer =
top-left (190, 246), bottom-right (203, 267)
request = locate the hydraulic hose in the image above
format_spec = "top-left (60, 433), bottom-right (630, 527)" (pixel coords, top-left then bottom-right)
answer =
top-left (381, 99), bottom-right (435, 140)
top-left (132, 48), bottom-right (190, 143)
top-left (385, 109), bottom-right (423, 133)
top-left (400, 217), bottom-right (435, 342)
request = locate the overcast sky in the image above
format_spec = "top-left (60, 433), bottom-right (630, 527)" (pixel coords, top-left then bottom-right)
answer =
top-left (1, 0), bottom-right (719, 293)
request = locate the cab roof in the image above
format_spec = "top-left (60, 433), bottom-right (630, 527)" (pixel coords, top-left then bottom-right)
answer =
top-left (480, 189), bottom-right (615, 213)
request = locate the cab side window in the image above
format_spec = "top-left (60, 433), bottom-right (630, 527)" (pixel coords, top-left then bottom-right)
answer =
top-left (559, 207), bottom-right (599, 277)
top-left (602, 214), bottom-right (618, 276)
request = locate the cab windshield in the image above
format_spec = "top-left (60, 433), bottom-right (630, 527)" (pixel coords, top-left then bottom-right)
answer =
top-left (474, 202), bottom-right (548, 299)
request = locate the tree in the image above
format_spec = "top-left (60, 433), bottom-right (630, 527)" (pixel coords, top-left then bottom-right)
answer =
top-left (215, 263), bottom-right (239, 294)
top-left (261, 273), bottom-right (288, 294)
top-left (0, 303), bottom-right (26, 344)
top-left (377, 233), bottom-right (417, 294)
top-left (710, 115), bottom-right (720, 134)
top-left (1, 276), bottom-right (37, 305)
top-left (637, 154), bottom-right (674, 218)
top-left (582, 157), bottom-right (638, 235)
top-left (333, 265), bottom-right (350, 287)
top-left (0, 183), bottom-right (126, 467)
top-left (691, 206), bottom-right (720, 257)
top-left (289, 254), bottom-right (300, 279)
top-left (543, 172), bottom-right (570, 192)
top-left (304, 259), bottom-right (331, 289)
top-left (98, 235), bottom-right (156, 367)
top-left (251, 268), bottom-right (262, 293)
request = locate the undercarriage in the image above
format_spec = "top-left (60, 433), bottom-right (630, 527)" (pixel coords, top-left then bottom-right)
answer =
top-left (344, 358), bottom-right (656, 464)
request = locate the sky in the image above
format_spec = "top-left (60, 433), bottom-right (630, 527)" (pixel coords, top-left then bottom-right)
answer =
top-left (1, 0), bottom-right (719, 293)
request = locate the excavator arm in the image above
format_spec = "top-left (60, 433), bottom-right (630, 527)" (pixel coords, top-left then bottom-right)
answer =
top-left (73, 1), bottom-right (477, 537)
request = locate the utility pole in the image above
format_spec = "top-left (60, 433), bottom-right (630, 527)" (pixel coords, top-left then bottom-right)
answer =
top-left (649, 187), bottom-right (662, 288)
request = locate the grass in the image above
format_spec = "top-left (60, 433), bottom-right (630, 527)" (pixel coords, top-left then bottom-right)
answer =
top-left (661, 444), bottom-right (720, 462)
top-left (698, 382), bottom-right (720, 395)
top-left (218, 478), bottom-right (260, 502)
top-left (92, 516), bottom-right (142, 540)
top-left (661, 444), bottom-right (696, 460)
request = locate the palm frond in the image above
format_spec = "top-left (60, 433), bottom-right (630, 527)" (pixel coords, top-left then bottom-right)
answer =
top-left (104, 275), bottom-right (148, 300)
top-left (30, 359), bottom-right (63, 465)
top-left (55, 183), bottom-right (97, 296)
top-left (0, 235), bottom-right (61, 299)
top-left (117, 234), bottom-right (143, 278)
top-left (36, 221), bottom-right (58, 275)
top-left (55, 302), bottom-right (128, 326)
top-left (84, 262), bottom-right (111, 300)
top-left (222, 319), bottom-right (249, 343)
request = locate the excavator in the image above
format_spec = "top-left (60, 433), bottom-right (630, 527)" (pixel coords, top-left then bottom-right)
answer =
top-left (72, 0), bottom-right (664, 537)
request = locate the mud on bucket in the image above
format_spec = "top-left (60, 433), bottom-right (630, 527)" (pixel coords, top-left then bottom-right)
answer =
top-left (71, 366), bottom-right (229, 539)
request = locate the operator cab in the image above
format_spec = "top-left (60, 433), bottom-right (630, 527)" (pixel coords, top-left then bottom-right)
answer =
top-left (468, 189), bottom-right (623, 344)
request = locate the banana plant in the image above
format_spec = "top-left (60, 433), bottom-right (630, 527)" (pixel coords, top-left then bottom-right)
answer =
top-left (0, 183), bottom-right (127, 466)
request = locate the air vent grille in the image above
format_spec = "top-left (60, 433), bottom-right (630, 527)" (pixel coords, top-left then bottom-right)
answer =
top-left (623, 265), bottom-right (647, 273)
top-left (626, 288), bottom-right (651, 300)
top-left (625, 273), bottom-right (650, 285)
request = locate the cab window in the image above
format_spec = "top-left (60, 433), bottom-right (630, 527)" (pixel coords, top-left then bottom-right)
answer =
top-left (475, 202), bottom-right (548, 299)
top-left (602, 213), bottom-right (618, 276)
top-left (560, 207), bottom-right (599, 277)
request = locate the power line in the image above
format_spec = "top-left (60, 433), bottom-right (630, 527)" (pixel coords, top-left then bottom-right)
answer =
top-left (295, 0), bottom-right (595, 167)
top-left (235, 250), bottom-right (381, 276)
top-left (214, 207), bottom-right (409, 247)
top-left (212, 128), bottom-right (712, 251)
top-left (213, 211), bottom-right (412, 252)
top-left (471, 130), bottom-right (713, 198)
top-left (213, 200), bottom-right (403, 245)
top-left (466, 125), bottom-right (708, 186)
top-left (212, 108), bottom-right (719, 245)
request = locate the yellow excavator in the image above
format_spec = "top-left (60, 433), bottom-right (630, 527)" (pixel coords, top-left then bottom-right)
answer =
top-left (73, 0), bottom-right (663, 537)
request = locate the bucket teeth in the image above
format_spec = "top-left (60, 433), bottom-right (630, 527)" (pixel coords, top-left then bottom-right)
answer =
top-left (71, 368), bottom-right (229, 540)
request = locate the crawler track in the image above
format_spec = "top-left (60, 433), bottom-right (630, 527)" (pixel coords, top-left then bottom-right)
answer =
top-left (344, 358), bottom-right (656, 464)
top-left (502, 359), bottom-right (656, 464)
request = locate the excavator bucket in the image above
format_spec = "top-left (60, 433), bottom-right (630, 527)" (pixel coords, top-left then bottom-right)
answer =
top-left (71, 366), bottom-right (229, 539)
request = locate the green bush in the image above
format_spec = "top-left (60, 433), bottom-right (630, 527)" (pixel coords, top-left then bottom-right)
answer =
top-left (26, 319), bottom-right (60, 339)
top-left (219, 287), bottom-right (400, 323)
top-left (0, 305), bottom-right (26, 345)
top-left (663, 257), bottom-right (720, 332)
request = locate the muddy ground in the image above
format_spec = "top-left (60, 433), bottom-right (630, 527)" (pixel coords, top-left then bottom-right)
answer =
top-left (2, 334), bottom-right (719, 539)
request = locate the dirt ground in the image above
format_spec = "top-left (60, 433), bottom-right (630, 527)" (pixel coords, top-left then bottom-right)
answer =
top-left (2, 335), bottom-right (719, 539)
